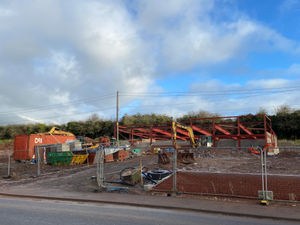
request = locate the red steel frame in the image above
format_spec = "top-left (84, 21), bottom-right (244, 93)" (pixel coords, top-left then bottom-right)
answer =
top-left (115, 115), bottom-right (277, 148)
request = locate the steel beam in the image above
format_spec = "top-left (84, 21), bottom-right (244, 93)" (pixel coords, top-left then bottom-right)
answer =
top-left (117, 114), bottom-right (277, 148)
top-left (191, 125), bottom-right (212, 136)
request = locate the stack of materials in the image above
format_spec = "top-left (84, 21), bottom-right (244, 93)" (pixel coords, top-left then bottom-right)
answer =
top-left (113, 149), bottom-right (130, 161)
top-left (54, 143), bottom-right (70, 152)
top-left (68, 140), bottom-right (82, 151)
top-left (40, 141), bottom-right (87, 166)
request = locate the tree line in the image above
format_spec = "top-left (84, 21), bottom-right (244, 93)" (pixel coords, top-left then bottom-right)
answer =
top-left (269, 106), bottom-right (300, 140)
top-left (0, 106), bottom-right (299, 140)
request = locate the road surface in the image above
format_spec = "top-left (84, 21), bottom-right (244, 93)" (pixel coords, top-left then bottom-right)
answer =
top-left (0, 197), bottom-right (297, 225)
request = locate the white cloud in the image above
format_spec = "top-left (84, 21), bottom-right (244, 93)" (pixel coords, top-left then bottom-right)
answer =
top-left (0, 0), bottom-right (155, 124)
top-left (133, 1), bottom-right (300, 71)
top-left (246, 79), bottom-right (292, 89)
top-left (279, 0), bottom-right (300, 12)
top-left (190, 79), bottom-right (241, 92)
top-left (17, 114), bottom-right (45, 124)
top-left (0, 0), bottom-right (299, 124)
top-left (122, 78), bottom-right (300, 118)
top-left (287, 64), bottom-right (300, 75)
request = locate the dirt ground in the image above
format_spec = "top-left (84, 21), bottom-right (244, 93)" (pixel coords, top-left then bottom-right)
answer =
top-left (170, 148), bottom-right (300, 175)
top-left (154, 149), bottom-right (300, 175)
top-left (0, 146), bottom-right (299, 194)
top-left (0, 154), bottom-right (158, 194)
top-left (0, 141), bottom-right (13, 151)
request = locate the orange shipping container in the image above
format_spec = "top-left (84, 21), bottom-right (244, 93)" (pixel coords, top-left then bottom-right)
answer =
top-left (14, 134), bottom-right (76, 161)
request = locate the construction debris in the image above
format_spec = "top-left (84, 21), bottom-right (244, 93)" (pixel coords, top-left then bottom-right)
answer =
top-left (120, 167), bottom-right (140, 185)
top-left (158, 152), bottom-right (170, 164)
top-left (146, 170), bottom-right (171, 180)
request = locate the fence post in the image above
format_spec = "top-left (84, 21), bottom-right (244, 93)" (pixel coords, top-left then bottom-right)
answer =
top-left (37, 148), bottom-right (40, 177)
top-left (7, 150), bottom-right (11, 178)
top-left (264, 147), bottom-right (268, 194)
top-left (96, 147), bottom-right (105, 189)
top-left (259, 145), bottom-right (273, 204)
top-left (172, 122), bottom-right (178, 195)
top-left (259, 146), bottom-right (265, 199)
top-left (172, 146), bottom-right (177, 195)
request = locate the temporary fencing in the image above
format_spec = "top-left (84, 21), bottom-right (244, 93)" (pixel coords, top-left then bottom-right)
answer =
top-left (152, 145), bottom-right (300, 202)
top-left (0, 145), bottom-right (143, 191)
top-left (0, 148), bottom-right (90, 179)
top-left (95, 147), bottom-right (147, 190)
top-left (1, 144), bottom-right (300, 203)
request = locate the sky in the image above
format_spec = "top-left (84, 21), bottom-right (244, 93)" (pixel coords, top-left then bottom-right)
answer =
top-left (0, 0), bottom-right (300, 125)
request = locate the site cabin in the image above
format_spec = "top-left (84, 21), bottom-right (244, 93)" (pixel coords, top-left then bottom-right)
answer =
top-left (14, 134), bottom-right (76, 161)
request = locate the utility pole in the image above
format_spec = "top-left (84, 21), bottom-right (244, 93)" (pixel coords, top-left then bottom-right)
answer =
top-left (116, 91), bottom-right (119, 146)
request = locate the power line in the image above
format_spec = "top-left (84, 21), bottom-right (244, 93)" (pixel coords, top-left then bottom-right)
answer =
top-left (120, 104), bottom-right (300, 117)
top-left (122, 85), bottom-right (300, 93)
top-left (120, 85), bottom-right (300, 96)
top-left (0, 105), bottom-right (117, 125)
top-left (5, 92), bottom-right (298, 124)
top-left (1, 85), bottom-right (299, 125)
top-left (119, 91), bottom-right (299, 109)
top-left (0, 93), bottom-right (115, 115)
top-left (0, 85), bottom-right (298, 117)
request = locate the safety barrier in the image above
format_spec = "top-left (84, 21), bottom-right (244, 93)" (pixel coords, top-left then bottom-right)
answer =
top-left (152, 146), bottom-right (300, 202)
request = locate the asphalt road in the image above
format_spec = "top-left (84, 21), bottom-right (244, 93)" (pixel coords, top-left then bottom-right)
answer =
top-left (0, 197), bottom-right (297, 225)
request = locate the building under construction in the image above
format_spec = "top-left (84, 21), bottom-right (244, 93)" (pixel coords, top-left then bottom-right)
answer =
top-left (116, 114), bottom-right (278, 149)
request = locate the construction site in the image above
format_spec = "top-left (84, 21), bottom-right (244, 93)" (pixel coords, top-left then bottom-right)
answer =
top-left (0, 114), bottom-right (299, 205)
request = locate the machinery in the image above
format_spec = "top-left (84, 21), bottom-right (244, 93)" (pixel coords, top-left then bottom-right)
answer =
top-left (171, 121), bottom-right (198, 163)
top-left (155, 121), bottom-right (214, 164)
top-left (172, 121), bottom-right (198, 148)
top-left (48, 127), bottom-right (75, 137)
